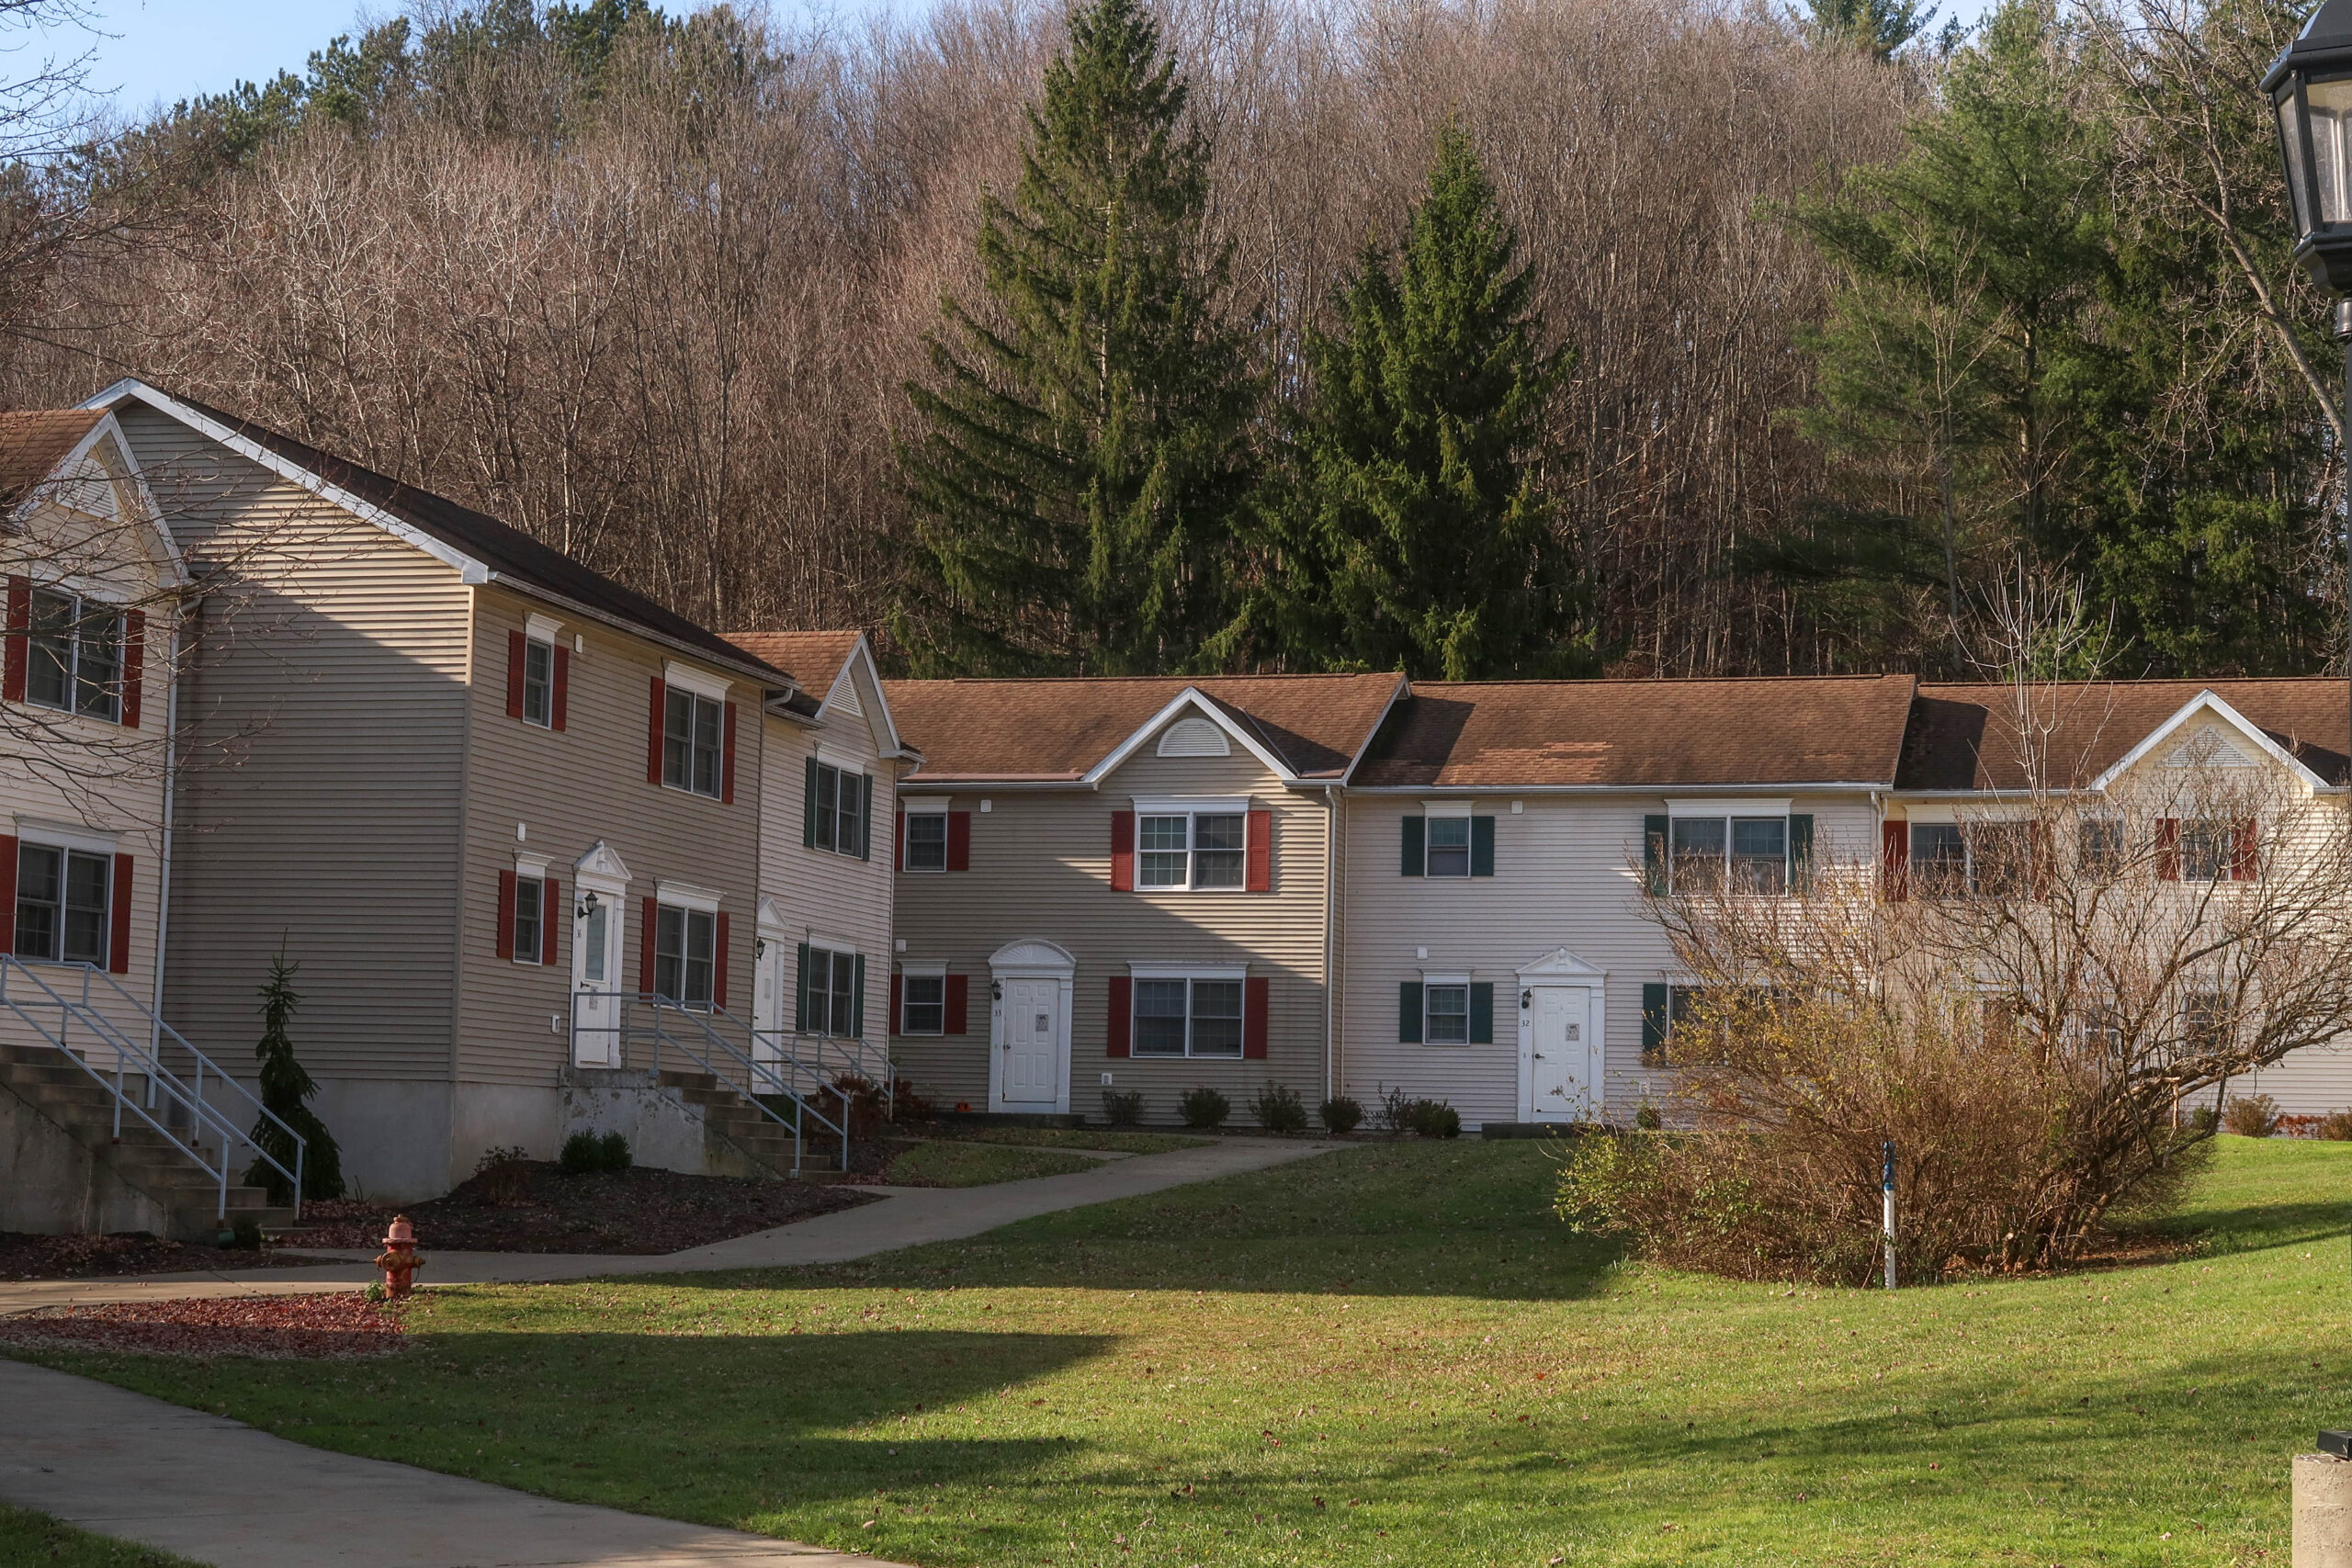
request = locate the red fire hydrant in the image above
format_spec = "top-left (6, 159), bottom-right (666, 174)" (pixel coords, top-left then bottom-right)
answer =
top-left (375, 1214), bottom-right (424, 1300)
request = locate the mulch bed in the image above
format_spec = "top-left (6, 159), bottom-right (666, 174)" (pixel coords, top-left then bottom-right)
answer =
top-left (0, 1292), bottom-right (406, 1359)
top-left (288, 1160), bottom-right (879, 1254)
top-left (0, 1231), bottom-right (340, 1281)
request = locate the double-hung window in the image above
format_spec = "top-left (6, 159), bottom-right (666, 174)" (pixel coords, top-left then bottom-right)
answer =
top-left (1640, 983), bottom-right (1716, 1066)
top-left (903, 803), bottom-right (947, 871)
top-left (1670, 815), bottom-right (1787, 894)
top-left (802, 945), bottom-right (860, 1036)
top-left (1423, 979), bottom-right (1471, 1043)
top-left (2179, 819), bottom-right (2234, 883)
top-left (2078, 818), bottom-right (2126, 877)
top-left (663, 688), bottom-right (724, 797)
top-left (520, 637), bottom-right (553, 727)
top-left (1426, 817), bottom-right (1471, 877)
top-left (899, 971), bottom-right (944, 1034)
top-left (15, 841), bottom-right (109, 966)
top-left (512, 875), bottom-right (545, 964)
top-left (27, 588), bottom-right (122, 723)
top-left (811, 761), bottom-right (865, 856)
top-left (1909, 819), bottom-right (2036, 897)
top-left (1131, 974), bottom-right (1244, 1057)
top-left (1136, 803), bottom-right (1245, 891)
top-left (655, 904), bottom-right (717, 1007)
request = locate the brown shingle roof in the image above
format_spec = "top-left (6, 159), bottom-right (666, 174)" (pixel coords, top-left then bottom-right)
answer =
top-left (0, 410), bottom-right (104, 508)
top-left (882, 674), bottom-right (1405, 782)
top-left (1351, 675), bottom-right (1919, 788)
top-left (724, 631), bottom-right (862, 700)
top-left (1899, 680), bottom-right (2352, 791)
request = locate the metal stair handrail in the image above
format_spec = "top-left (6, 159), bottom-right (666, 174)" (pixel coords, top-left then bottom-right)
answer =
top-left (0, 955), bottom-right (306, 1220)
top-left (749, 1025), bottom-right (893, 1121)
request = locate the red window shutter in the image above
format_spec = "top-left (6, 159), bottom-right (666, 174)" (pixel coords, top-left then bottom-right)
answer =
top-left (542, 877), bottom-right (561, 964)
top-left (947, 811), bottom-right (971, 872)
top-left (1110, 810), bottom-right (1135, 891)
top-left (2234, 818), bottom-right (2260, 881)
top-left (2, 575), bottom-right (27, 702)
top-left (1107, 975), bottom-right (1131, 1057)
top-left (496, 870), bottom-right (516, 959)
top-left (1247, 809), bottom-right (1272, 892)
top-left (1881, 820), bottom-right (1908, 902)
top-left (645, 678), bottom-right (666, 784)
top-left (120, 611), bottom-right (144, 728)
top-left (506, 630), bottom-right (526, 719)
top-left (721, 702), bottom-right (739, 805)
top-left (715, 910), bottom-right (730, 1009)
top-left (551, 644), bottom-right (570, 731)
top-left (1244, 975), bottom-right (1270, 1059)
top-left (107, 854), bottom-right (132, 974)
top-left (639, 896), bottom-right (658, 994)
top-left (2156, 818), bottom-right (2181, 880)
top-left (895, 811), bottom-right (907, 870)
top-left (888, 973), bottom-right (902, 1034)
top-left (944, 973), bottom-right (969, 1035)
top-left (0, 834), bottom-right (17, 952)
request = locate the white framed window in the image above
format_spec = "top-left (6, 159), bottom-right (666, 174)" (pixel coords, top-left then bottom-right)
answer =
top-left (15, 840), bottom-right (109, 965)
top-left (663, 688), bottom-right (724, 797)
top-left (655, 904), bottom-right (716, 1006)
top-left (811, 761), bottom-right (865, 856)
top-left (1670, 815), bottom-right (1786, 894)
top-left (1422, 974), bottom-right (1471, 1043)
top-left (1130, 967), bottom-right (1245, 1057)
top-left (1134, 797), bottom-right (1246, 891)
top-left (2078, 818), bottom-right (2126, 876)
top-left (903, 803), bottom-right (948, 871)
top-left (513, 874), bottom-right (545, 964)
top-left (803, 943), bottom-right (860, 1037)
top-left (520, 637), bottom-right (553, 727)
top-left (27, 587), bottom-right (122, 723)
top-left (2179, 819), bottom-right (2235, 883)
top-left (900, 965), bottom-right (945, 1034)
top-left (1910, 819), bottom-right (2036, 897)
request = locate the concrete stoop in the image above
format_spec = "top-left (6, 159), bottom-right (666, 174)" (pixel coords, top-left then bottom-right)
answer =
top-left (0, 1043), bottom-right (294, 1240)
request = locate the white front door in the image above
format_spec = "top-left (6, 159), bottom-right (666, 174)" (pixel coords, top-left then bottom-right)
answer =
top-left (571, 892), bottom-right (625, 1066)
top-left (999, 978), bottom-right (1060, 1108)
top-left (1528, 985), bottom-right (1599, 1121)
top-left (752, 937), bottom-right (786, 1067)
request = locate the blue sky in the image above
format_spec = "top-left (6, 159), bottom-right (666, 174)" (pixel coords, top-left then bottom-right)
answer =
top-left (47, 0), bottom-right (1998, 118)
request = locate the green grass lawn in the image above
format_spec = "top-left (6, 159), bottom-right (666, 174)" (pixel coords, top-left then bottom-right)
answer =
top-left (885, 1141), bottom-right (1104, 1186)
top-left (10, 1134), bottom-right (2346, 1566)
top-left (920, 1126), bottom-right (1216, 1156)
top-left (0, 1506), bottom-right (202, 1567)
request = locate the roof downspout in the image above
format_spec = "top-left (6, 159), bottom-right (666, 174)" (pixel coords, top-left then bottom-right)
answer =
top-left (147, 608), bottom-right (183, 1078)
top-left (1325, 784), bottom-right (1340, 1109)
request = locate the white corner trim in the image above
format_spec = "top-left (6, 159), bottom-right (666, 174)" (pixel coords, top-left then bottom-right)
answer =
top-left (1666, 797), bottom-right (1793, 818)
top-left (656, 879), bottom-right (723, 912)
top-left (14, 818), bottom-right (119, 856)
top-left (2087, 689), bottom-right (2327, 793)
top-left (1419, 799), bottom-right (1475, 818)
top-left (1082, 688), bottom-right (1299, 786)
top-left (514, 852), bottom-right (551, 877)
top-left (662, 660), bottom-right (731, 702)
top-left (1128, 962), bottom-right (1249, 982)
top-left (1131, 795), bottom-right (1249, 818)
top-left (525, 613), bottom-right (562, 643)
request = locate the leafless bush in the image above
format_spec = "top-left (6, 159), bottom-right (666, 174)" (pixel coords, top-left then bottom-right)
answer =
top-left (2221, 1093), bottom-right (2280, 1138)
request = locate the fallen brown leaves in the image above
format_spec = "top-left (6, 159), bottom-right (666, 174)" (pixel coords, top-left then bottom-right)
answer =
top-left (0, 1292), bottom-right (407, 1359)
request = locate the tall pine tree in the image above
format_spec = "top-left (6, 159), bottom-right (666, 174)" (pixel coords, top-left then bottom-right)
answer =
top-left (892, 0), bottom-right (1256, 676)
top-left (246, 951), bottom-right (344, 1204)
top-left (1240, 125), bottom-right (1582, 681)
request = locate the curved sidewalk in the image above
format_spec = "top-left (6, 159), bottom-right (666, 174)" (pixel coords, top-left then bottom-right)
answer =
top-left (0, 1134), bottom-right (1344, 1315)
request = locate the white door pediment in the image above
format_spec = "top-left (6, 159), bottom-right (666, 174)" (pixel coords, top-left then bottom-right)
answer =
top-left (989, 938), bottom-right (1077, 976)
top-left (574, 840), bottom-right (633, 887)
top-left (1516, 947), bottom-right (1607, 980)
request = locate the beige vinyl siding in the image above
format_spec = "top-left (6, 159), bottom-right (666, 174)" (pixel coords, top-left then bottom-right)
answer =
top-left (757, 656), bottom-right (895, 1054)
top-left (890, 731), bottom-right (1331, 1124)
top-left (455, 589), bottom-right (766, 1086)
top-left (1340, 792), bottom-right (1878, 1127)
top-left (117, 405), bottom-right (472, 1085)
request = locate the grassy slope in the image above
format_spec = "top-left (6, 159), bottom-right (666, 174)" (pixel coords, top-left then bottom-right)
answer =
top-left (0, 1506), bottom-right (205, 1567)
top-left (10, 1135), bottom-right (2346, 1566)
top-left (886, 1141), bottom-right (1102, 1187)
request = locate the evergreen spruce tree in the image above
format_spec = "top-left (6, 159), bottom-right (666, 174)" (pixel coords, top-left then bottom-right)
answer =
top-left (246, 952), bottom-right (344, 1203)
top-left (1244, 125), bottom-right (1582, 681)
top-left (892, 0), bottom-right (1257, 676)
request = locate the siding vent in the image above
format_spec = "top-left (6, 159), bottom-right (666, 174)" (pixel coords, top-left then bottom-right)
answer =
top-left (1156, 716), bottom-right (1229, 757)
top-left (826, 667), bottom-right (863, 716)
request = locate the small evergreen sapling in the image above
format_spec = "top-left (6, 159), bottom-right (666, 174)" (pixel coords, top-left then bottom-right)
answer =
top-left (246, 953), bottom-right (344, 1202)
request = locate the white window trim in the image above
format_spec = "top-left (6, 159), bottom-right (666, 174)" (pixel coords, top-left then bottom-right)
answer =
top-left (1129, 962), bottom-right (1249, 982)
top-left (1666, 797), bottom-right (1791, 818)
top-left (23, 584), bottom-right (128, 724)
top-left (898, 965), bottom-right (948, 1036)
top-left (525, 613), bottom-right (563, 643)
top-left (12, 836), bottom-right (114, 967)
top-left (1128, 968), bottom-right (1249, 1059)
top-left (1663, 807), bottom-right (1796, 897)
top-left (805, 931), bottom-right (858, 957)
top-left (1420, 974), bottom-right (1474, 1046)
top-left (662, 660), bottom-right (731, 701)
top-left (1419, 970), bottom-right (1471, 986)
top-left (901, 796), bottom-right (951, 815)
top-left (899, 960), bottom-right (946, 978)
top-left (1132, 795), bottom-right (1248, 817)
top-left (12, 818), bottom-right (117, 857)
top-left (514, 852), bottom-right (550, 878)
top-left (1133, 801), bottom-right (1250, 893)
top-left (1419, 800), bottom-right (1474, 819)
top-left (656, 879), bottom-right (722, 913)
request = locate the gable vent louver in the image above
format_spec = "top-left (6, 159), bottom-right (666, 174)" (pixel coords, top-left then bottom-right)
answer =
top-left (826, 667), bottom-right (863, 716)
top-left (1157, 716), bottom-right (1230, 757)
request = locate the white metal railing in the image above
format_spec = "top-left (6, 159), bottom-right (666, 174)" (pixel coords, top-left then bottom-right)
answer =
top-left (0, 955), bottom-right (305, 1220)
top-left (570, 991), bottom-right (871, 1174)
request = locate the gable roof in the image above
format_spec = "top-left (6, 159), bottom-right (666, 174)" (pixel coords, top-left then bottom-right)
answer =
top-left (0, 410), bottom-right (105, 508)
top-left (1898, 680), bottom-right (2352, 791)
top-left (883, 674), bottom-right (1405, 784)
top-left (84, 380), bottom-right (786, 686)
top-left (725, 629), bottom-right (912, 758)
top-left (1352, 675), bottom-right (1918, 789)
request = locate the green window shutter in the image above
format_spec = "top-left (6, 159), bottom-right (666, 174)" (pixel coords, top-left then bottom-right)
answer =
top-left (1471, 816), bottom-right (1495, 877)
top-left (1643, 814), bottom-right (1668, 895)
top-left (1401, 815), bottom-right (1424, 876)
top-left (1642, 982), bottom-right (1668, 1062)
top-left (858, 773), bottom-right (873, 861)
top-left (1788, 813), bottom-right (1814, 893)
top-left (851, 953), bottom-right (865, 1037)
top-left (1398, 981), bottom-right (1423, 1043)
top-left (802, 757), bottom-right (819, 848)
top-left (795, 942), bottom-right (811, 1032)
top-left (1469, 982), bottom-right (1494, 1043)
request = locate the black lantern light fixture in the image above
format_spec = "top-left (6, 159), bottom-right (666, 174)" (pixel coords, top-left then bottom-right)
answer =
top-left (2267, 0), bottom-right (2352, 301)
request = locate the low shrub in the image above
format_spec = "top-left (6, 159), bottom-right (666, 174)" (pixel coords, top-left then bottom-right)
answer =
top-left (598, 1130), bottom-right (632, 1171)
top-left (471, 1145), bottom-right (531, 1202)
top-left (2222, 1093), bottom-right (2281, 1138)
top-left (560, 1130), bottom-right (631, 1175)
top-left (1180, 1087), bottom-right (1230, 1130)
top-left (1375, 1085), bottom-right (1414, 1135)
top-left (2322, 1110), bottom-right (2352, 1142)
top-left (1407, 1099), bottom-right (1462, 1139)
top-left (1250, 1083), bottom-right (1308, 1134)
top-left (1102, 1089), bottom-right (1144, 1126)
top-left (834, 1075), bottom-right (934, 1138)
top-left (2190, 1104), bottom-right (2221, 1135)
top-left (1634, 1102), bottom-right (1663, 1132)
top-left (1318, 1095), bottom-right (1363, 1134)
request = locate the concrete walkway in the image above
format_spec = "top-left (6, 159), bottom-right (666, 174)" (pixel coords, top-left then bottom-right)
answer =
top-left (0, 1135), bottom-right (1341, 1316)
top-left (0, 1358), bottom-right (891, 1566)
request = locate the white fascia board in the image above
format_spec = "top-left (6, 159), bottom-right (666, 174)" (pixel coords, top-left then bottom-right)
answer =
top-left (1344, 782), bottom-right (1886, 795)
top-left (1337, 674), bottom-right (1412, 786)
top-left (831, 636), bottom-right (910, 759)
top-left (84, 379), bottom-right (491, 584)
top-left (1082, 687), bottom-right (1299, 786)
top-left (2086, 689), bottom-right (2328, 794)
top-left (48, 414), bottom-right (189, 587)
